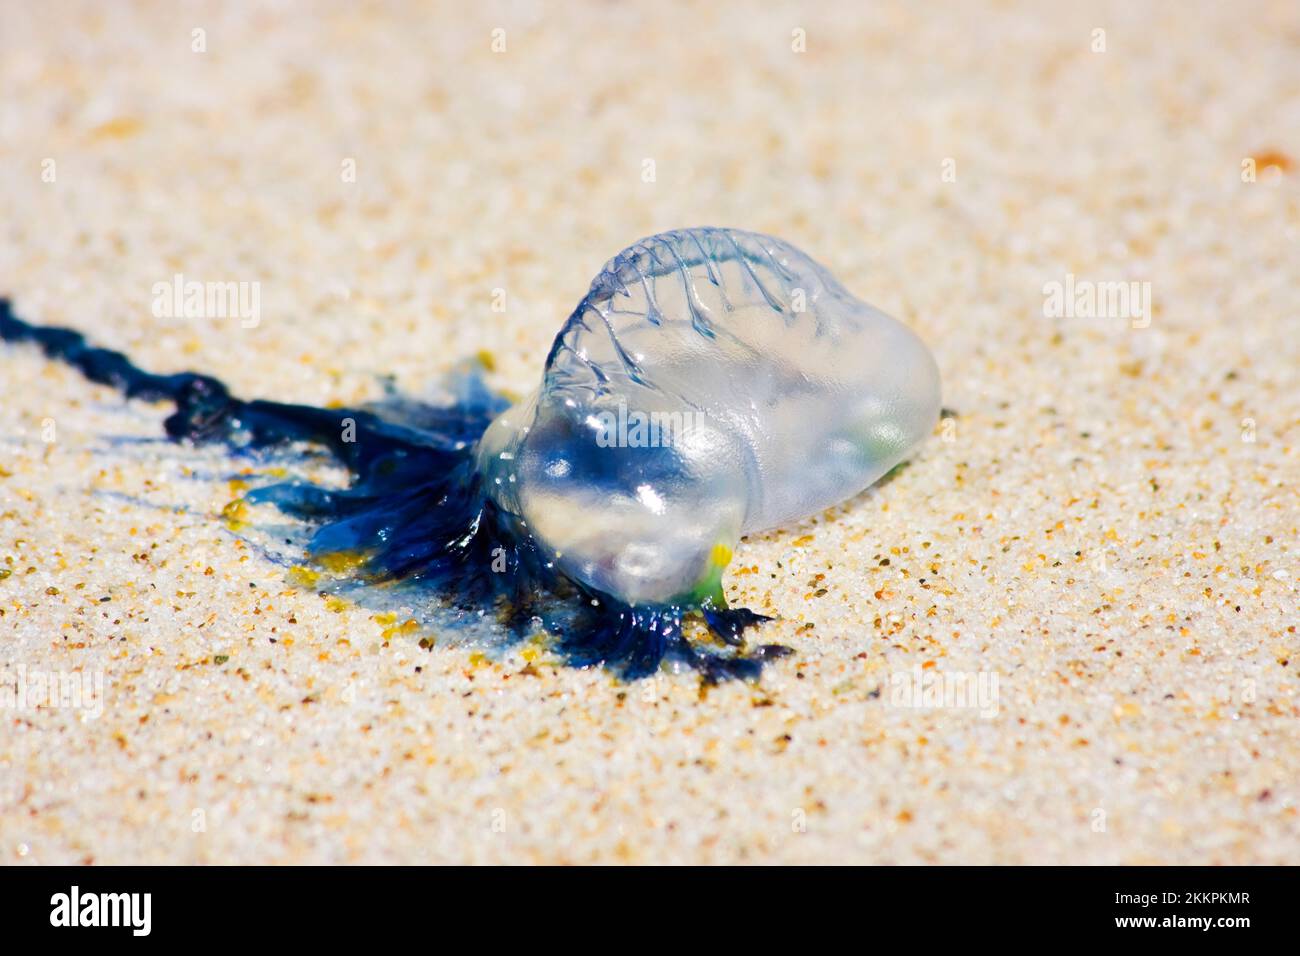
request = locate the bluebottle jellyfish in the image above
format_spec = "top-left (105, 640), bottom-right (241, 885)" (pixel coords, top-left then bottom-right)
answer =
top-left (0, 227), bottom-right (941, 681)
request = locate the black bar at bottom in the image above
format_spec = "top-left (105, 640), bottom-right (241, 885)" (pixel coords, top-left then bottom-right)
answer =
top-left (0, 865), bottom-right (1286, 943)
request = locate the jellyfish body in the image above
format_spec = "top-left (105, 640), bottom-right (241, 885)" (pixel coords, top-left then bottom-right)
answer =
top-left (477, 227), bottom-right (941, 608)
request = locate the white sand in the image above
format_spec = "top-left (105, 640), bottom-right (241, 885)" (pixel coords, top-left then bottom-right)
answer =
top-left (0, 0), bottom-right (1296, 863)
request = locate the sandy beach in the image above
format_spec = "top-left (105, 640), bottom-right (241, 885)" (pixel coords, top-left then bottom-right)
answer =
top-left (0, 0), bottom-right (1296, 863)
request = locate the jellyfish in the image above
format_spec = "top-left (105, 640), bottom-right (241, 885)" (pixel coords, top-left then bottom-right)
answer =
top-left (0, 227), bottom-right (940, 680)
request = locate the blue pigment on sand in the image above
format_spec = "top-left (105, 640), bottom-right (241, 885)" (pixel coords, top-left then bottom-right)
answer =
top-left (1, 227), bottom-right (941, 681)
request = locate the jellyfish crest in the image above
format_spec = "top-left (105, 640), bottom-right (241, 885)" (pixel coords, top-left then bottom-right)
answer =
top-left (542, 227), bottom-right (855, 404)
